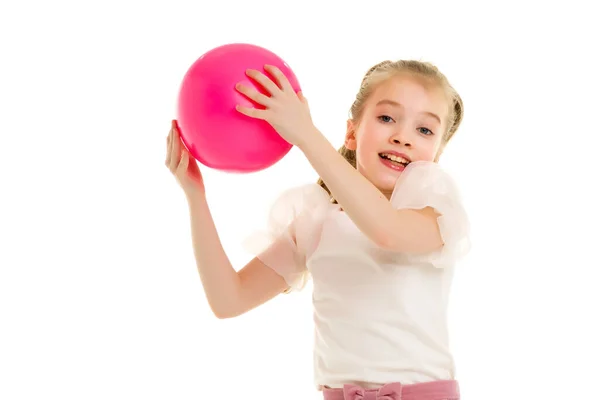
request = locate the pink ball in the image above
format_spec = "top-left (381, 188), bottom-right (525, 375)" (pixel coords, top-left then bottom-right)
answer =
top-left (176, 43), bottom-right (301, 173)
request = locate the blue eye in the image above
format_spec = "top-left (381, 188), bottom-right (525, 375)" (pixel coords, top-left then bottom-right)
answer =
top-left (419, 127), bottom-right (434, 135)
top-left (378, 115), bottom-right (394, 123)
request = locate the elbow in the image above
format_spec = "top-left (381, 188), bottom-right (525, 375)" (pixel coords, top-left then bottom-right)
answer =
top-left (212, 307), bottom-right (239, 319)
top-left (373, 230), bottom-right (443, 254)
top-left (213, 310), bottom-right (240, 319)
top-left (374, 234), bottom-right (408, 253)
top-left (214, 311), bottom-right (235, 320)
top-left (373, 210), bottom-right (444, 253)
top-left (212, 306), bottom-right (230, 319)
top-left (370, 224), bottom-right (406, 252)
top-left (208, 281), bottom-right (244, 319)
top-left (373, 207), bottom-right (444, 254)
top-left (210, 301), bottom-right (243, 320)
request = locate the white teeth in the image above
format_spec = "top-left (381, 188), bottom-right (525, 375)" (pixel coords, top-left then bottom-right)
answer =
top-left (380, 153), bottom-right (409, 164)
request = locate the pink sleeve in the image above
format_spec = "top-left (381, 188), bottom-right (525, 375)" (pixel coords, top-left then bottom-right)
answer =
top-left (243, 184), bottom-right (332, 292)
top-left (390, 161), bottom-right (471, 269)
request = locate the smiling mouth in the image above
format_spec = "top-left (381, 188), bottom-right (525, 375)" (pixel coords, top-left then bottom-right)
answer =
top-left (379, 153), bottom-right (410, 167)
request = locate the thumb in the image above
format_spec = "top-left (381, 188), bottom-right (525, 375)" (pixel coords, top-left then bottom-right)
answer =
top-left (297, 91), bottom-right (308, 104)
top-left (177, 150), bottom-right (190, 175)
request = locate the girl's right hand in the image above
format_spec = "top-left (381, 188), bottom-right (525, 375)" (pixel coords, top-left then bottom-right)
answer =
top-left (165, 120), bottom-right (205, 197)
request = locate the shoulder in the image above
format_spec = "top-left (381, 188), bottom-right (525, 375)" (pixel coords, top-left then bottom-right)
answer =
top-left (390, 161), bottom-right (463, 206)
top-left (244, 183), bottom-right (332, 255)
top-left (266, 183), bottom-right (334, 229)
top-left (391, 162), bottom-right (470, 267)
top-left (396, 160), bottom-right (458, 187)
top-left (269, 183), bottom-right (332, 214)
top-left (273, 183), bottom-right (331, 205)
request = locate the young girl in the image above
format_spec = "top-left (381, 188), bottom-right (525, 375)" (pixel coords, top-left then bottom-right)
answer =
top-left (165, 59), bottom-right (470, 400)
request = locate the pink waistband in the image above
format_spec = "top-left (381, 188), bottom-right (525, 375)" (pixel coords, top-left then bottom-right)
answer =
top-left (322, 380), bottom-right (459, 400)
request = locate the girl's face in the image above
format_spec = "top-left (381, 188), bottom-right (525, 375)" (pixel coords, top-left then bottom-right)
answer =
top-left (345, 74), bottom-right (449, 196)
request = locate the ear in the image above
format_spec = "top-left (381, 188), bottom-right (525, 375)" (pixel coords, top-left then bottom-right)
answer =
top-left (345, 119), bottom-right (357, 150)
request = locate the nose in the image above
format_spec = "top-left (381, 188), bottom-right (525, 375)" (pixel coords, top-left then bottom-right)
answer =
top-left (390, 127), bottom-right (412, 147)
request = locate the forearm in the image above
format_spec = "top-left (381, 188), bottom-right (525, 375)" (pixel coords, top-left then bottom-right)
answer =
top-left (299, 129), bottom-right (440, 252)
top-left (186, 193), bottom-right (241, 318)
top-left (298, 130), bottom-right (400, 243)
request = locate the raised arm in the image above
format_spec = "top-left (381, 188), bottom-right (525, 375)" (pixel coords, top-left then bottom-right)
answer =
top-left (166, 121), bottom-right (289, 319)
top-left (299, 131), bottom-right (443, 254)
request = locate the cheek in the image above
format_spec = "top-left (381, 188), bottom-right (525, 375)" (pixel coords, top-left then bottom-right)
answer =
top-left (353, 131), bottom-right (378, 168)
top-left (356, 122), bottom-right (386, 148)
top-left (415, 137), bottom-right (442, 160)
top-left (355, 132), bottom-right (381, 164)
top-left (357, 132), bottom-right (375, 151)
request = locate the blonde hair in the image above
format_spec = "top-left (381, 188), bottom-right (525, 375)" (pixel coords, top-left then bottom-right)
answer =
top-left (317, 60), bottom-right (464, 199)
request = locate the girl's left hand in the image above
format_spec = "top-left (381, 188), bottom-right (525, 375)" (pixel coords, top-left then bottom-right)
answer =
top-left (235, 65), bottom-right (317, 148)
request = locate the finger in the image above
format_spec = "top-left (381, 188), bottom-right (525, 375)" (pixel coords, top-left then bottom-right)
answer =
top-left (235, 83), bottom-right (272, 106)
top-left (265, 65), bottom-right (294, 93)
top-left (235, 105), bottom-right (268, 119)
top-left (246, 69), bottom-right (280, 96)
top-left (165, 136), bottom-right (170, 166)
top-left (170, 126), bottom-right (182, 172)
top-left (165, 125), bottom-right (173, 167)
top-left (297, 91), bottom-right (308, 104)
top-left (177, 148), bottom-right (189, 175)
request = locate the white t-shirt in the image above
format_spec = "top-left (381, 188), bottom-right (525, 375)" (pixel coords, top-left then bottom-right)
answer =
top-left (246, 161), bottom-right (471, 390)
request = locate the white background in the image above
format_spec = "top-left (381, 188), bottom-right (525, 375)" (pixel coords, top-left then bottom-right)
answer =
top-left (1, 1), bottom-right (599, 399)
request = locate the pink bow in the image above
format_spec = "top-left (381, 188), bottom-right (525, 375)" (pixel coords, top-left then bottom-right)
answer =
top-left (342, 382), bottom-right (402, 400)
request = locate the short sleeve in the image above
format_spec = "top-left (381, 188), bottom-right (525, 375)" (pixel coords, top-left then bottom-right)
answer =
top-left (243, 184), bottom-right (332, 292)
top-left (390, 161), bottom-right (471, 269)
